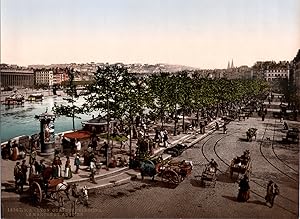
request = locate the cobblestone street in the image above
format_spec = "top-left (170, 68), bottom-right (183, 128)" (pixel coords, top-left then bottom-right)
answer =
top-left (2, 116), bottom-right (299, 218)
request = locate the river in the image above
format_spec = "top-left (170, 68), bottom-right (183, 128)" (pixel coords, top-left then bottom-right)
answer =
top-left (0, 95), bottom-right (98, 143)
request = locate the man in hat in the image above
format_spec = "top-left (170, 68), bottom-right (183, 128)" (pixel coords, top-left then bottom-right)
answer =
top-left (21, 160), bottom-right (28, 185)
top-left (29, 147), bottom-right (37, 165)
top-left (208, 158), bottom-right (218, 173)
top-left (74, 153), bottom-right (80, 174)
top-left (265, 180), bottom-right (280, 208)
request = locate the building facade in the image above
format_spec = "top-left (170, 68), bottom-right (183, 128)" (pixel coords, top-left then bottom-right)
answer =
top-left (265, 69), bottom-right (289, 81)
top-left (293, 50), bottom-right (300, 105)
top-left (35, 70), bottom-right (54, 87)
top-left (0, 68), bottom-right (34, 87)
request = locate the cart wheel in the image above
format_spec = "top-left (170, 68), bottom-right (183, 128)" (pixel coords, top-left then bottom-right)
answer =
top-left (30, 182), bottom-right (42, 205)
top-left (161, 170), bottom-right (180, 184)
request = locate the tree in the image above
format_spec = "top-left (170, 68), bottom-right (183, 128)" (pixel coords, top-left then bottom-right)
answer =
top-left (52, 68), bottom-right (83, 131)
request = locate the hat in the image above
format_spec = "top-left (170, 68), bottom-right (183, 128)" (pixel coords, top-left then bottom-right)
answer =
top-left (22, 160), bottom-right (26, 163)
top-left (16, 162), bottom-right (20, 165)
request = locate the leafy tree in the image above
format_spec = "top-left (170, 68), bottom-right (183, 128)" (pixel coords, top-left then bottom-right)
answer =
top-left (52, 68), bottom-right (83, 131)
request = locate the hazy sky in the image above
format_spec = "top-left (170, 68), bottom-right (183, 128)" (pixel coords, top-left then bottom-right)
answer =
top-left (1, 0), bottom-right (299, 68)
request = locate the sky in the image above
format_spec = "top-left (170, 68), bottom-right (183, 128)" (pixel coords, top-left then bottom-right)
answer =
top-left (1, 0), bottom-right (300, 69)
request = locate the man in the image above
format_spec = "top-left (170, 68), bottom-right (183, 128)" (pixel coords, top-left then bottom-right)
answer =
top-left (21, 160), bottom-right (28, 185)
top-left (265, 180), bottom-right (280, 208)
top-left (209, 159), bottom-right (218, 172)
top-left (223, 124), bottom-right (227, 134)
top-left (14, 162), bottom-right (23, 193)
top-left (74, 153), bottom-right (80, 174)
top-left (29, 147), bottom-right (37, 166)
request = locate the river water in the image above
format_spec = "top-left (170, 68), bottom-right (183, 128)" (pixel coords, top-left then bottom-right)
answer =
top-left (0, 96), bottom-right (97, 143)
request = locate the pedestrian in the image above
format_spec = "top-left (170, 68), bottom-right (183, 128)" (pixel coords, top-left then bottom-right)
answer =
top-left (52, 155), bottom-right (62, 178)
top-left (14, 162), bottom-right (23, 193)
top-left (89, 158), bottom-right (97, 184)
top-left (64, 156), bottom-right (72, 179)
top-left (11, 141), bottom-right (19, 161)
top-left (29, 147), bottom-right (37, 166)
top-left (91, 136), bottom-right (98, 151)
top-left (21, 160), bottom-right (28, 185)
top-left (38, 159), bottom-right (46, 175)
top-left (103, 141), bottom-right (109, 159)
top-left (237, 174), bottom-right (250, 202)
top-left (74, 153), bottom-right (80, 174)
top-left (75, 138), bottom-right (81, 154)
top-left (223, 124), bottom-right (227, 134)
top-left (163, 130), bottom-right (169, 147)
top-left (265, 180), bottom-right (280, 208)
top-left (18, 144), bottom-right (26, 160)
top-left (262, 112), bottom-right (265, 121)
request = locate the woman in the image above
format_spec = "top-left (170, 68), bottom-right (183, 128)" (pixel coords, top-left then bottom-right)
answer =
top-left (64, 156), bottom-right (72, 179)
top-left (237, 175), bottom-right (250, 202)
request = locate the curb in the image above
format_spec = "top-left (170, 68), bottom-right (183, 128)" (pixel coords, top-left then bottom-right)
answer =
top-left (1, 119), bottom-right (222, 201)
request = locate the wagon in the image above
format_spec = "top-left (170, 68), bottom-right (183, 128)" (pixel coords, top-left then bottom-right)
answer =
top-left (200, 165), bottom-right (217, 188)
top-left (286, 128), bottom-right (299, 143)
top-left (246, 128), bottom-right (257, 142)
top-left (28, 170), bottom-right (70, 206)
top-left (159, 160), bottom-right (193, 185)
top-left (229, 152), bottom-right (251, 179)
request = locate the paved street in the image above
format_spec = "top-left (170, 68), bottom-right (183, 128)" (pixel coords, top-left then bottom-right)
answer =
top-left (2, 116), bottom-right (299, 218)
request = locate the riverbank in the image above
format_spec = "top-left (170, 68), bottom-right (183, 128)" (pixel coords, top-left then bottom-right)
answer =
top-left (0, 88), bottom-right (66, 102)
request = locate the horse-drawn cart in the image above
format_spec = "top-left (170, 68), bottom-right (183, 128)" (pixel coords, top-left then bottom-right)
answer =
top-left (28, 169), bottom-right (70, 206)
top-left (160, 160), bottom-right (193, 184)
top-left (229, 150), bottom-right (251, 179)
top-left (200, 165), bottom-right (217, 187)
top-left (140, 158), bottom-right (193, 185)
top-left (246, 128), bottom-right (257, 142)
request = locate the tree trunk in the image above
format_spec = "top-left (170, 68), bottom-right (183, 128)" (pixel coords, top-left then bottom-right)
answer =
top-left (183, 107), bottom-right (185, 134)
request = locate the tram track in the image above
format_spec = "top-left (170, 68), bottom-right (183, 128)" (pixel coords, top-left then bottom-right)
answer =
top-left (194, 119), bottom-right (298, 214)
top-left (271, 120), bottom-right (299, 174)
top-left (259, 120), bottom-right (298, 182)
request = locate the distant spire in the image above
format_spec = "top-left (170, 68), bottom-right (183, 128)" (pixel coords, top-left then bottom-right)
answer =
top-left (227, 61), bottom-right (230, 69)
top-left (231, 59), bottom-right (234, 68)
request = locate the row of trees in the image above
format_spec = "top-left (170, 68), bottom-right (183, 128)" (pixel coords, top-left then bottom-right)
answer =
top-left (53, 65), bottom-right (269, 152)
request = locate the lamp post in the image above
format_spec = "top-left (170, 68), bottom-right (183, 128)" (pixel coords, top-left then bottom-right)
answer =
top-left (35, 111), bottom-right (56, 156)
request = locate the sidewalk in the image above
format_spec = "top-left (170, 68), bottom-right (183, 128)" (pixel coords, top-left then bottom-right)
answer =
top-left (1, 118), bottom-right (222, 200)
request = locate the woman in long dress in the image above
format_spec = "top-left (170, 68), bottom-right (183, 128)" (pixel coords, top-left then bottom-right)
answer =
top-left (237, 175), bottom-right (250, 202)
top-left (64, 156), bottom-right (72, 179)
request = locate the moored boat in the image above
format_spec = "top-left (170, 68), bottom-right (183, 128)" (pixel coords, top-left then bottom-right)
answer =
top-left (27, 93), bottom-right (44, 101)
top-left (4, 94), bottom-right (25, 105)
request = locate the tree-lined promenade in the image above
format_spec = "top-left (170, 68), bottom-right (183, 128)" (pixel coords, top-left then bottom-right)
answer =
top-left (53, 64), bottom-right (269, 139)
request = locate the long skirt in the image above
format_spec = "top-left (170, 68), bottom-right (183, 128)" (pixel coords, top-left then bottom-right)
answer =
top-left (64, 167), bottom-right (72, 179)
top-left (237, 190), bottom-right (250, 202)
